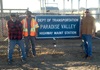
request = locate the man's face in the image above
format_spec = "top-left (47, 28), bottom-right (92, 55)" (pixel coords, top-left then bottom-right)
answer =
top-left (85, 9), bottom-right (90, 16)
top-left (27, 14), bottom-right (31, 18)
top-left (26, 11), bottom-right (31, 18)
top-left (85, 12), bottom-right (90, 16)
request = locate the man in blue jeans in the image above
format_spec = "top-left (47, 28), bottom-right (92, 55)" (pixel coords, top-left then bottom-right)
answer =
top-left (81, 9), bottom-right (95, 59)
top-left (21, 11), bottom-right (39, 57)
top-left (6, 13), bottom-right (26, 64)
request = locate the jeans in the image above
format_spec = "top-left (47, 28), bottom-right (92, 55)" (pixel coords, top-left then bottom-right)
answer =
top-left (8, 39), bottom-right (26, 61)
top-left (24, 36), bottom-right (36, 56)
top-left (82, 34), bottom-right (92, 56)
top-left (81, 35), bottom-right (85, 51)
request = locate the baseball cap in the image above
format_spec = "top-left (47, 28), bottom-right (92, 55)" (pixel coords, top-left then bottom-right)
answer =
top-left (85, 9), bottom-right (90, 13)
top-left (10, 13), bottom-right (16, 17)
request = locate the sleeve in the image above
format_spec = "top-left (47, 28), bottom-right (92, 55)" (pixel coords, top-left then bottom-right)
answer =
top-left (6, 21), bottom-right (8, 29)
top-left (80, 18), bottom-right (83, 37)
top-left (32, 18), bottom-right (39, 28)
top-left (35, 21), bottom-right (39, 28)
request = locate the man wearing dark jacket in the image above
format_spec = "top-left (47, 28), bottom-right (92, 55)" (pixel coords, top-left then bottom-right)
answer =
top-left (81, 9), bottom-right (95, 59)
top-left (6, 13), bottom-right (26, 64)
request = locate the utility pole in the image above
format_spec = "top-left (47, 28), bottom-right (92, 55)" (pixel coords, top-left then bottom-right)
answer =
top-left (98, 0), bottom-right (100, 13)
top-left (71, 0), bottom-right (73, 14)
top-left (45, 0), bottom-right (46, 14)
top-left (42, 0), bottom-right (45, 13)
top-left (98, 0), bottom-right (100, 19)
top-left (63, 0), bottom-right (65, 15)
top-left (0, 0), bottom-right (3, 36)
top-left (0, 0), bottom-right (3, 17)
top-left (40, 0), bottom-right (41, 13)
top-left (78, 0), bottom-right (80, 14)
top-left (86, 0), bottom-right (87, 9)
top-left (0, 0), bottom-right (3, 18)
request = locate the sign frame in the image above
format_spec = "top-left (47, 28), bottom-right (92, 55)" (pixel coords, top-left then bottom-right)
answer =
top-left (36, 15), bottom-right (81, 39)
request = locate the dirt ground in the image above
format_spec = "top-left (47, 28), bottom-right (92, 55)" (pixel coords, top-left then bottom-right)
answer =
top-left (0, 38), bottom-right (100, 70)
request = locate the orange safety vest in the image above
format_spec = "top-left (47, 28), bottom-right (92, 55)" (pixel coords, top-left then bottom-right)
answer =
top-left (21, 18), bottom-right (39, 37)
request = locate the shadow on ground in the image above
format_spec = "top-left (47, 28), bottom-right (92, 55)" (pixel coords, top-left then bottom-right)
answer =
top-left (0, 38), bottom-right (100, 70)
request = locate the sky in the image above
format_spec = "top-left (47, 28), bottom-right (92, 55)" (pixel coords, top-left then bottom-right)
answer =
top-left (2, 0), bottom-right (99, 12)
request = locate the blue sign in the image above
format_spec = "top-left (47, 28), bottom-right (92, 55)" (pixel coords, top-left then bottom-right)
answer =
top-left (36, 15), bottom-right (80, 38)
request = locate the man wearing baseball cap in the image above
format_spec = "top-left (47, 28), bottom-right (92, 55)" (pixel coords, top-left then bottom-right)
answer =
top-left (6, 13), bottom-right (26, 64)
top-left (81, 9), bottom-right (96, 59)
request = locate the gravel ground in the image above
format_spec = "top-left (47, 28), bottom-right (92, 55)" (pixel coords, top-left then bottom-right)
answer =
top-left (0, 38), bottom-right (100, 70)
